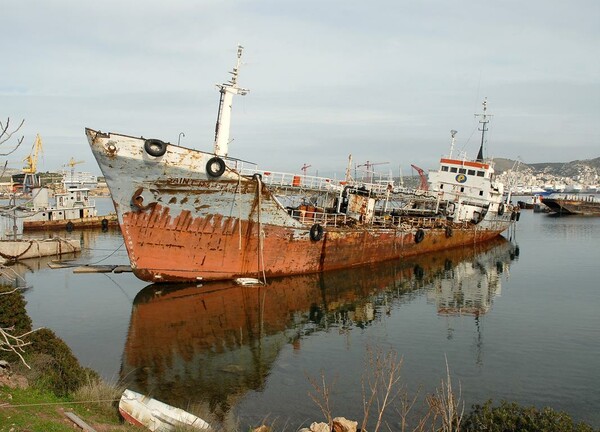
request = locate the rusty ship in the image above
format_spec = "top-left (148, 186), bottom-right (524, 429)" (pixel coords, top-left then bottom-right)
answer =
top-left (85, 46), bottom-right (519, 283)
top-left (540, 194), bottom-right (600, 216)
top-left (119, 237), bottom-right (517, 427)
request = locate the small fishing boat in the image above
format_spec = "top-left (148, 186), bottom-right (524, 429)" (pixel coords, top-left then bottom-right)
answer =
top-left (119, 389), bottom-right (210, 431)
top-left (85, 46), bottom-right (518, 283)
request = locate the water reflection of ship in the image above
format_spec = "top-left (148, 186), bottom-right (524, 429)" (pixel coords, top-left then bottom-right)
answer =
top-left (121, 236), bottom-right (517, 427)
top-left (427, 239), bottom-right (518, 317)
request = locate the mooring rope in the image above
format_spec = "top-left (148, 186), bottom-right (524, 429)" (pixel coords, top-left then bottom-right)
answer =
top-left (0, 398), bottom-right (120, 409)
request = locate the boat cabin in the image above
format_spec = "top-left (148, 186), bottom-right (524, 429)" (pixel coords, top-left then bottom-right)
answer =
top-left (25, 187), bottom-right (97, 222)
top-left (428, 156), bottom-right (505, 223)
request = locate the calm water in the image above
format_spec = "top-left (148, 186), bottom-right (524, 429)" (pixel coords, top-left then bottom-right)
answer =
top-left (12, 198), bottom-right (600, 429)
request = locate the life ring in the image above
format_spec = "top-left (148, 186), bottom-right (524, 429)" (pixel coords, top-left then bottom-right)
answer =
top-left (144, 139), bottom-right (167, 157)
top-left (497, 203), bottom-right (505, 216)
top-left (65, 221), bottom-right (74, 232)
top-left (414, 228), bottom-right (425, 244)
top-left (309, 224), bottom-right (324, 241)
top-left (206, 157), bottom-right (226, 178)
top-left (445, 226), bottom-right (453, 238)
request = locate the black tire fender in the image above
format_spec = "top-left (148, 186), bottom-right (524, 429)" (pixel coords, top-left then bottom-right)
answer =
top-left (144, 139), bottom-right (167, 157)
top-left (415, 228), bottom-right (425, 244)
top-left (309, 224), bottom-right (324, 241)
top-left (206, 157), bottom-right (226, 178)
top-left (65, 221), bottom-right (74, 232)
top-left (498, 203), bottom-right (505, 216)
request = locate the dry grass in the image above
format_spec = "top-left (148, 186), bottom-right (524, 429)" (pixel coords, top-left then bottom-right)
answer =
top-left (307, 348), bottom-right (464, 432)
top-left (72, 372), bottom-right (124, 412)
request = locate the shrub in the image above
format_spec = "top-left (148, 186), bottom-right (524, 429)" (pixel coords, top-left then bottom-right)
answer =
top-left (463, 400), bottom-right (598, 432)
top-left (24, 328), bottom-right (99, 397)
top-left (0, 285), bottom-right (32, 333)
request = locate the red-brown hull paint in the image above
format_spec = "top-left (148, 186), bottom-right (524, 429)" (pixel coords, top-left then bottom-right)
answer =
top-left (121, 203), bottom-right (504, 282)
top-left (118, 408), bottom-right (145, 428)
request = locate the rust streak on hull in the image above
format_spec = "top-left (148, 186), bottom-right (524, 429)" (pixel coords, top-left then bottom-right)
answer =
top-left (122, 203), bottom-right (504, 283)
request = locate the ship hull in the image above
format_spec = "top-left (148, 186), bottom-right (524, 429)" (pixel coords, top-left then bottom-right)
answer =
top-left (541, 196), bottom-right (600, 216)
top-left (86, 128), bottom-right (514, 283)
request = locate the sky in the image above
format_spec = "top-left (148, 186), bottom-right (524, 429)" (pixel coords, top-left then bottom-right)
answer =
top-left (1, 0), bottom-right (598, 179)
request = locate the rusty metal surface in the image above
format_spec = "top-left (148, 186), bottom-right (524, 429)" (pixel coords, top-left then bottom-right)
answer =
top-left (542, 196), bottom-right (600, 215)
top-left (85, 128), bottom-right (516, 283)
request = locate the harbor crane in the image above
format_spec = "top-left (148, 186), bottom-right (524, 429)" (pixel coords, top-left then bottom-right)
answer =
top-left (356, 160), bottom-right (389, 183)
top-left (300, 163), bottom-right (312, 177)
top-left (64, 157), bottom-right (85, 189)
top-left (410, 164), bottom-right (429, 191)
top-left (21, 134), bottom-right (43, 192)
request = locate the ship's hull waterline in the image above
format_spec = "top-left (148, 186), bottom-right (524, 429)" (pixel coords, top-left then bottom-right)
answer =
top-left (86, 128), bottom-right (513, 283)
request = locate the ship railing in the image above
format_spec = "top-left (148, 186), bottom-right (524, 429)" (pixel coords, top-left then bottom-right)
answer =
top-left (288, 208), bottom-right (348, 227)
top-left (240, 168), bottom-right (346, 192)
top-left (287, 209), bottom-right (458, 231)
top-left (239, 168), bottom-right (394, 196)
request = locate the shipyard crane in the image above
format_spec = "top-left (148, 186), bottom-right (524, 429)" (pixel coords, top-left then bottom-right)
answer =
top-left (356, 161), bottom-right (389, 183)
top-left (22, 134), bottom-right (43, 174)
top-left (411, 164), bottom-right (429, 191)
top-left (64, 157), bottom-right (85, 189)
top-left (21, 134), bottom-right (43, 192)
top-left (300, 163), bottom-right (312, 177)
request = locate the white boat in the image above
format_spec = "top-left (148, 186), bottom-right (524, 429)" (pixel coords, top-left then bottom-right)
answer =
top-left (119, 389), bottom-right (210, 431)
top-left (20, 186), bottom-right (103, 231)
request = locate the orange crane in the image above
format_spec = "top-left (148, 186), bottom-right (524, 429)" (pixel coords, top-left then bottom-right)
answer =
top-left (411, 164), bottom-right (429, 191)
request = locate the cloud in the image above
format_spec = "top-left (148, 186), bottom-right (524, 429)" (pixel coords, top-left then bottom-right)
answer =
top-left (1, 0), bottom-right (598, 176)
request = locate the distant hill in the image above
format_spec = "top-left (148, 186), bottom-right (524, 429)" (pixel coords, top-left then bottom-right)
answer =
top-left (493, 157), bottom-right (600, 177)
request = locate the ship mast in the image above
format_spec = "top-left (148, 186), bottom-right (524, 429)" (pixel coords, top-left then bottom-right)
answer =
top-left (474, 98), bottom-right (492, 162)
top-left (213, 45), bottom-right (249, 157)
top-left (449, 129), bottom-right (458, 159)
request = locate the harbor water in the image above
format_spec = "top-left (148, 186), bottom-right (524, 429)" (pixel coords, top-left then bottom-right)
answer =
top-left (11, 197), bottom-right (600, 429)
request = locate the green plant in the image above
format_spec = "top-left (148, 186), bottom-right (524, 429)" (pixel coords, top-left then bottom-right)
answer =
top-left (22, 328), bottom-right (99, 396)
top-left (463, 400), bottom-right (598, 432)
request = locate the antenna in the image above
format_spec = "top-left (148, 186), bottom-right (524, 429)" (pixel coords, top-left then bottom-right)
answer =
top-left (474, 98), bottom-right (492, 162)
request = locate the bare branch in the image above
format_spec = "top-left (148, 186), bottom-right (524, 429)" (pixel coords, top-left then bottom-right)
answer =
top-left (361, 346), bottom-right (404, 432)
top-left (307, 370), bottom-right (335, 426)
top-left (0, 117), bottom-right (25, 156)
top-left (0, 326), bottom-right (43, 369)
top-left (426, 356), bottom-right (464, 432)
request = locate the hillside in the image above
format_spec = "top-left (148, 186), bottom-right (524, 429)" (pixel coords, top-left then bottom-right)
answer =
top-left (493, 157), bottom-right (600, 177)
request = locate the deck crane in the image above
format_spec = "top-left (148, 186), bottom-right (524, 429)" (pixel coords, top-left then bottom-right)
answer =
top-left (21, 134), bottom-right (43, 192)
top-left (410, 164), bottom-right (429, 191)
top-left (356, 161), bottom-right (389, 183)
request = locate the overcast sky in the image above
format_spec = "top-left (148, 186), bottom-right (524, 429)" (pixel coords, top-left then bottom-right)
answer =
top-left (1, 0), bottom-right (598, 178)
